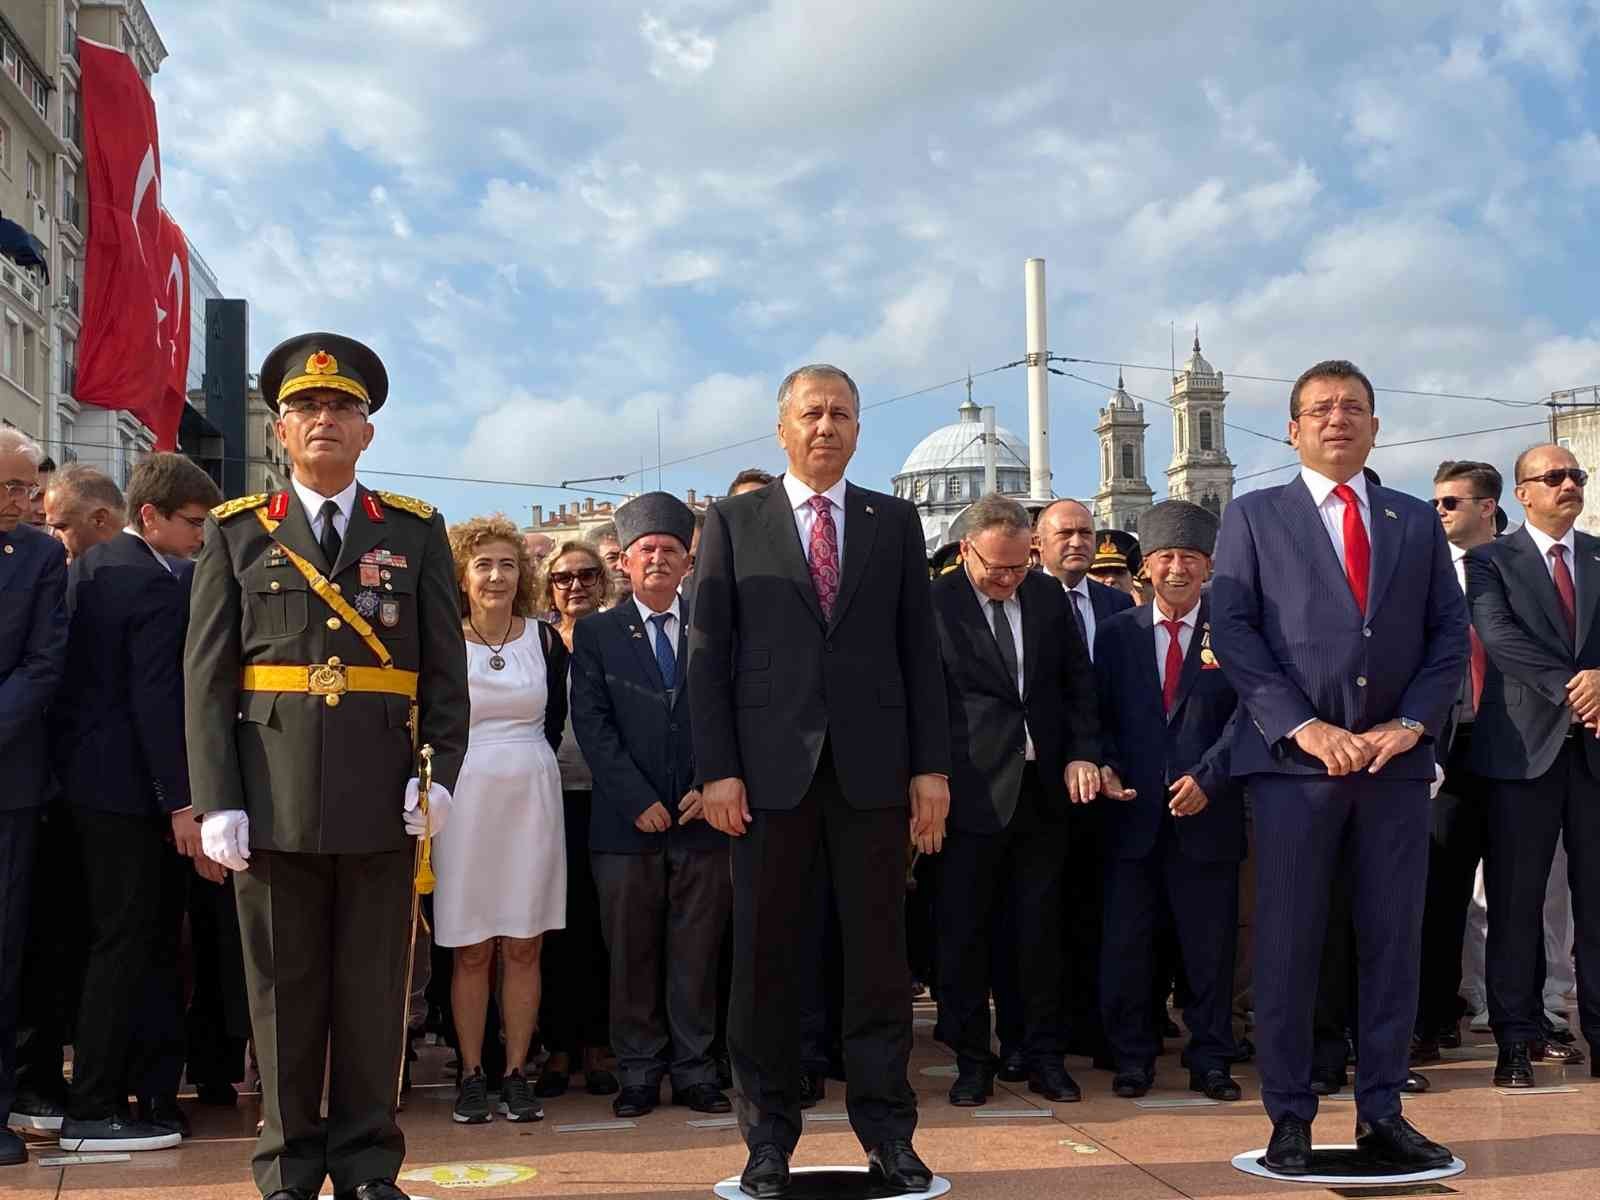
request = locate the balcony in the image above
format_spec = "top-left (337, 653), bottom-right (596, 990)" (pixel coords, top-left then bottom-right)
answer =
top-left (0, 262), bottom-right (40, 312)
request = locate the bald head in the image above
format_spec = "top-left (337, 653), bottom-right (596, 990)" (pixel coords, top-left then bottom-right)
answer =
top-left (44, 465), bottom-right (124, 561)
top-left (1034, 499), bottom-right (1097, 587)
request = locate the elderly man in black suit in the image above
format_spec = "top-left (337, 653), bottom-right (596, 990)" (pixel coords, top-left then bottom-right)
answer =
top-left (1095, 501), bottom-right (1244, 1102)
top-left (0, 430), bottom-right (69, 1168)
top-left (931, 494), bottom-right (1103, 1109)
top-left (571, 491), bottom-right (732, 1120)
top-left (691, 364), bottom-right (950, 1198)
top-left (1467, 443), bottom-right (1600, 1085)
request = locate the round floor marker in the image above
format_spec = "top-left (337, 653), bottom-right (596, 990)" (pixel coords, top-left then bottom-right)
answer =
top-left (398, 1161), bottom-right (540, 1188)
top-left (713, 1165), bottom-right (952, 1199)
top-left (920, 1064), bottom-right (960, 1077)
top-left (1230, 1145), bottom-right (1465, 1185)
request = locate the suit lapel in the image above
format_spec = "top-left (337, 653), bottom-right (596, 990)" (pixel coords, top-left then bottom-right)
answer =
top-left (1020, 577), bottom-right (1043, 700)
top-left (277, 491), bottom-right (329, 573)
top-left (956, 573), bottom-right (1016, 693)
top-left (1132, 603), bottom-right (1164, 713)
top-left (762, 483), bottom-right (825, 627)
top-left (332, 485), bottom-right (385, 580)
top-left (1575, 532), bottom-right (1600, 652)
top-left (828, 484), bottom-right (875, 632)
top-left (1282, 477), bottom-right (1361, 619)
top-left (1166, 602), bottom-right (1208, 722)
top-left (1363, 485), bottom-right (1404, 618)
top-left (1508, 527), bottom-right (1571, 647)
top-left (618, 604), bottom-right (667, 693)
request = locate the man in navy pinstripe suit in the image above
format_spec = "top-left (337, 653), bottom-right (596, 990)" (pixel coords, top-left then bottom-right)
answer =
top-left (1210, 361), bottom-right (1467, 1175)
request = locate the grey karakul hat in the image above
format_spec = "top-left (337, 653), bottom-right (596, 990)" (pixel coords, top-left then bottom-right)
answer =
top-left (614, 491), bottom-right (695, 551)
top-left (1138, 500), bottom-right (1219, 557)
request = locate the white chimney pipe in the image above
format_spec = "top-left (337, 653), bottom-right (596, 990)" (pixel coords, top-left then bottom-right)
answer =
top-left (1024, 258), bottom-right (1050, 499)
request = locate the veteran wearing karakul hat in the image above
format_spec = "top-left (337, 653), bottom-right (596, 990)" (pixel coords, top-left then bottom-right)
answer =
top-left (569, 491), bottom-right (734, 1119)
top-left (183, 332), bottom-right (470, 1200)
top-left (1093, 500), bottom-right (1249, 1104)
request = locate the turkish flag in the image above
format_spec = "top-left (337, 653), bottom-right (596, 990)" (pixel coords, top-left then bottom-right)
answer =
top-left (76, 37), bottom-right (189, 450)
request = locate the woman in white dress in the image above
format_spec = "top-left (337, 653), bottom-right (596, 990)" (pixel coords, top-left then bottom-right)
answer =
top-left (435, 515), bottom-right (567, 1126)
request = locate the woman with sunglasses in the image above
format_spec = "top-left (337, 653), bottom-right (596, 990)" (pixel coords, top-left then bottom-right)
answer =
top-left (531, 542), bottom-right (621, 1098)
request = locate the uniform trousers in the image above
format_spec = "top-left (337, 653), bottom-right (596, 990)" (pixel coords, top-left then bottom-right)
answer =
top-left (187, 873), bottom-right (250, 1089)
top-left (730, 742), bottom-right (915, 1154)
top-left (235, 848), bottom-right (412, 1196)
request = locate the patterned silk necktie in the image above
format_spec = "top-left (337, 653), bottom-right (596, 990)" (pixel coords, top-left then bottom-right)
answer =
top-left (649, 613), bottom-right (676, 690)
top-left (807, 495), bottom-right (840, 619)
top-left (1332, 483), bottom-right (1370, 613)
top-left (1160, 620), bottom-right (1185, 715)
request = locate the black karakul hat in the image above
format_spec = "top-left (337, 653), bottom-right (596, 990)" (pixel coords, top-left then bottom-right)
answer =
top-left (614, 491), bottom-right (695, 551)
top-left (260, 332), bottom-right (389, 414)
top-left (1138, 500), bottom-right (1219, 557)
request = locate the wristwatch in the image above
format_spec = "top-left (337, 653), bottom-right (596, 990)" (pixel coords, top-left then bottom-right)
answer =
top-left (1398, 717), bottom-right (1425, 735)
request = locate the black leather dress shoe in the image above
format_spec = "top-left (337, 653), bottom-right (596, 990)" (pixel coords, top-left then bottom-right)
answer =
top-left (798, 1069), bottom-right (826, 1110)
top-left (1494, 1042), bottom-right (1534, 1088)
top-left (1027, 1063), bottom-right (1082, 1102)
top-left (263, 1190), bottom-right (316, 1200)
top-left (1230, 1036), bottom-right (1256, 1064)
top-left (740, 1143), bottom-right (790, 1198)
top-left (996, 1047), bottom-right (1027, 1082)
top-left (1190, 1069), bottom-right (1241, 1101)
top-left (867, 1139), bottom-right (933, 1192)
top-left (948, 1067), bottom-right (994, 1106)
top-left (1355, 1115), bottom-right (1452, 1169)
top-left (1402, 1070), bottom-right (1430, 1093)
top-left (335, 1181), bottom-right (409, 1200)
top-left (1112, 1069), bottom-right (1154, 1098)
top-left (1309, 1066), bottom-right (1347, 1095)
top-left (612, 1084), bottom-right (658, 1117)
top-left (672, 1083), bottom-right (732, 1114)
top-left (1530, 1038), bottom-right (1585, 1065)
top-left (1437, 1023), bottom-right (1461, 1050)
top-left (1410, 1035), bottom-right (1441, 1066)
top-left (1263, 1115), bottom-right (1313, 1175)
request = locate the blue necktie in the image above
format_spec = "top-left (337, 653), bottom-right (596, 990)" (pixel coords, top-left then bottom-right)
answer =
top-left (650, 613), bottom-right (676, 690)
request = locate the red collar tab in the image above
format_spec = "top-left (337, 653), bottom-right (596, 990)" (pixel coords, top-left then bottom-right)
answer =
top-left (361, 492), bottom-right (385, 522)
top-left (267, 492), bottom-right (290, 520)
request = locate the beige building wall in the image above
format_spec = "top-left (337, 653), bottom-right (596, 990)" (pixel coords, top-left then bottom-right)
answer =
top-left (1554, 405), bottom-right (1600, 538)
top-left (245, 386), bottom-right (290, 495)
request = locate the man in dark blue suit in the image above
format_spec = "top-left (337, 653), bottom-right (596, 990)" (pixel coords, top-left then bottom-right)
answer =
top-left (53, 454), bottom-right (220, 1154)
top-left (0, 430), bottom-right (68, 1168)
top-left (1466, 443), bottom-right (1600, 1086)
top-left (571, 492), bottom-right (732, 1122)
top-left (1211, 360), bottom-right (1467, 1175)
top-left (1096, 501), bottom-right (1244, 1102)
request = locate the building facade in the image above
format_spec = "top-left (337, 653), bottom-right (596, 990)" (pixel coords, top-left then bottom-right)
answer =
top-left (1553, 399), bottom-right (1600, 538)
top-left (1165, 333), bottom-right (1234, 517)
top-left (1092, 373), bottom-right (1155, 532)
top-left (890, 393), bottom-right (1031, 549)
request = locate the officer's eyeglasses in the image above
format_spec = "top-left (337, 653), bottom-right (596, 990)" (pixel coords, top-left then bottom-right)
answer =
top-left (549, 567), bottom-right (603, 589)
top-left (1, 481), bottom-right (43, 501)
top-left (281, 397), bottom-right (368, 420)
top-left (967, 544), bottom-right (1030, 578)
top-left (1518, 468), bottom-right (1588, 489)
top-left (1432, 496), bottom-right (1490, 511)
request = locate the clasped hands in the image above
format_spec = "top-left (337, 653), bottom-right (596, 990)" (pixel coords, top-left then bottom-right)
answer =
top-left (1292, 718), bottom-right (1420, 776)
top-left (634, 788), bottom-right (707, 834)
top-left (1566, 669), bottom-right (1600, 733)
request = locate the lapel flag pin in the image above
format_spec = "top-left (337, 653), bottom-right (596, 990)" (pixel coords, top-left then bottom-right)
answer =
top-left (865, 505), bottom-right (875, 515)
top-left (1384, 509), bottom-right (1398, 519)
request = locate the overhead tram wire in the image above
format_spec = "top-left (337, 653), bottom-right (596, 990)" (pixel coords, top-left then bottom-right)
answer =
top-left (1231, 417), bottom-right (1552, 484)
top-left (1047, 365), bottom-right (1292, 447)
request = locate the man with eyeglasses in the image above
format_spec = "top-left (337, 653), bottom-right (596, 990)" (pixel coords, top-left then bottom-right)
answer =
top-left (0, 429), bottom-right (68, 1168)
top-left (184, 333), bottom-right (469, 1200)
top-left (1465, 442), bottom-right (1600, 1090)
top-left (1211, 360), bottom-right (1466, 1176)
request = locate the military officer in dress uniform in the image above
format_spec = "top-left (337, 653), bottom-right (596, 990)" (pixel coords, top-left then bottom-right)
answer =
top-left (184, 333), bottom-right (470, 1200)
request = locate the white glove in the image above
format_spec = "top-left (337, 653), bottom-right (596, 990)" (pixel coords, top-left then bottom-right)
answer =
top-left (1430, 762), bottom-right (1446, 801)
top-left (403, 778), bottom-right (452, 837)
top-left (201, 811), bottom-right (250, 872)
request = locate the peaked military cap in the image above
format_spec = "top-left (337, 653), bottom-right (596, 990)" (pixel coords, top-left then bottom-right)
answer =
top-left (1091, 527), bottom-right (1141, 575)
top-left (614, 491), bottom-right (695, 552)
top-left (260, 332), bottom-right (389, 415)
top-left (1138, 500), bottom-right (1219, 557)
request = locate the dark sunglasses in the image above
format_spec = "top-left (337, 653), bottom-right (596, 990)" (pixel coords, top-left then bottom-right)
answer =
top-left (549, 567), bottom-right (602, 589)
top-left (1432, 496), bottom-right (1490, 511)
top-left (1518, 468), bottom-right (1588, 489)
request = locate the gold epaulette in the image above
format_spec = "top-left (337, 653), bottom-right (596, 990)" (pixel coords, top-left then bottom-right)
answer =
top-left (375, 490), bottom-right (436, 520)
top-left (211, 494), bottom-right (267, 521)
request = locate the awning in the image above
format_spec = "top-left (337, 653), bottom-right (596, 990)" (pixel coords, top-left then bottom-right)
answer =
top-left (0, 218), bottom-right (49, 282)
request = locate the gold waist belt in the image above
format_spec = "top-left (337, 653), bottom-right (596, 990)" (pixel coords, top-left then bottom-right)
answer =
top-left (242, 662), bottom-right (419, 703)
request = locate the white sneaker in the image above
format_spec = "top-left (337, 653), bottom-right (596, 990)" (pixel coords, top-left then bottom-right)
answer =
top-left (57, 1116), bottom-right (182, 1153)
top-left (1468, 1007), bottom-right (1491, 1032)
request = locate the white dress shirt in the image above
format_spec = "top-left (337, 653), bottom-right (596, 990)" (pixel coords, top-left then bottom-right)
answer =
top-left (633, 593), bottom-right (682, 646)
top-left (1524, 522), bottom-right (1578, 609)
top-left (1300, 465), bottom-right (1371, 563)
top-left (969, 573), bottom-right (1032, 760)
top-left (1154, 600), bottom-right (1200, 691)
top-left (783, 473), bottom-right (847, 564)
top-left (1063, 577), bottom-right (1098, 663)
top-left (291, 476), bottom-right (358, 543)
top-left (122, 526), bottom-right (175, 576)
top-left (1450, 542), bottom-right (1468, 594)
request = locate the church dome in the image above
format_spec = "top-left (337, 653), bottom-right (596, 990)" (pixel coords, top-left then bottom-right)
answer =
top-left (1180, 331), bottom-right (1221, 385)
top-left (898, 397), bottom-right (1029, 476)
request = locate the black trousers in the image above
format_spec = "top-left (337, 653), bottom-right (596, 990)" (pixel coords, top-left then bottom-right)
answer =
top-left (187, 873), bottom-right (250, 1088)
top-left (1102, 825), bottom-right (1239, 1075)
top-left (1059, 800), bottom-right (1107, 1058)
top-left (797, 849), bottom-right (843, 1074)
top-left (129, 843), bottom-right (190, 1103)
top-left (15, 802), bottom-right (74, 1105)
top-left (1417, 732), bottom-right (1490, 1037)
top-left (0, 809), bottom-right (40, 1124)
top-left (1485, 738), bottom-right (1600, 1046)
top-left (936, 770), bottom-right (1065, 1073)
top-left (730, 743), bottom-right (915, 1154)
top-left (67, 809), bottom-right (164, 1120)
top-left (593, 844), bottom-right (732, 1090)
top-left (538, 790), bottom-right (611, 1061)
top-left (235, 849), bottom-right (412, 1196)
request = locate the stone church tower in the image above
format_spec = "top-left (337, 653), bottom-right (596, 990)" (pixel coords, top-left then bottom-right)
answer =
top-left (1165, 331), bottom-right (1235, 517)
top-left (1093, 373), bottom-right (1155, 532)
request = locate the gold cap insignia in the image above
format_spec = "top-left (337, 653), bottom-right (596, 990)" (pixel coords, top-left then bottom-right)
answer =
top-left (1098, 536), bottom-right (1117, 555)
top-left (306, 350), bottom-right (339, 376)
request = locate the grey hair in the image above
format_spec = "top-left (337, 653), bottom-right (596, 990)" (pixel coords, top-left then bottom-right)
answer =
top-left (0, 427), bottom-right (44, 466)
top-left (962, 493), bottom-right (1032, 540)
top-left (46, 463), bottom-right (126, 519)
top-left (585, 520), bottom-right (619, 548)
top-left (777, 364), bottom-right (861, 418)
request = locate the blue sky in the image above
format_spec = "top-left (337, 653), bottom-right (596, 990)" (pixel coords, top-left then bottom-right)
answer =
top-left (152, 0), bottom-right (1600, 526)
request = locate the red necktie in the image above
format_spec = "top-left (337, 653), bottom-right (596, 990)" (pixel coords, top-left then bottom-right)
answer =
top-left (1160, 619), bottom-right (1185, 714)
top-left (1551, 544), bottom-right (1577, 645)
top-left (807, 495), bottom-right (840, 620)
top-left (1469, 626), bottom-right (1486, 713)
top-left (1333, 483), bottom-right (1370, 614)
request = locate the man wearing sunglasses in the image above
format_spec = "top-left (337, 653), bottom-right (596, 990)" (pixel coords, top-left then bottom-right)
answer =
top-left (1466, 442), bottom-right (1600, 1089)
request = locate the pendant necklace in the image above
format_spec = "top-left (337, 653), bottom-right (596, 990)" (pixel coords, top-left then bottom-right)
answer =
top-left (470, 616), bottom-right (514, 671)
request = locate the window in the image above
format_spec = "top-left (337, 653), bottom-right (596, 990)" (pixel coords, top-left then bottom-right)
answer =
top-left (0, 119), bottom-right (9, 175)
top-left (31, 76), bottom-right (48, 119)
top-left (2, 311), bottom-right (18, 380)
top-left (913, 477), bottom-right (926, 502)
top-left (3, 40), bottom-right (17, 85)
top-left (25, 154), bottom-right (40, 199)
top-left (1103, 444), bottom-right (1111, 480)
top-left (1121, 443), bottom-right (1136, 480)
top-left (61, 334), bottom-right (75, 394)
top-left (1198, 410), bottom-right (1214, 452)
top-left (1202, 491), bottom-right (1222, 517)
top-left (20, 327), bottom-right (34, 394)
top-left (948, 475), bottom-right (965, 500)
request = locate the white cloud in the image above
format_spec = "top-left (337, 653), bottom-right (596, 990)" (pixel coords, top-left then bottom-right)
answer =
top-left (639, 12), bottom-right (718, 81)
